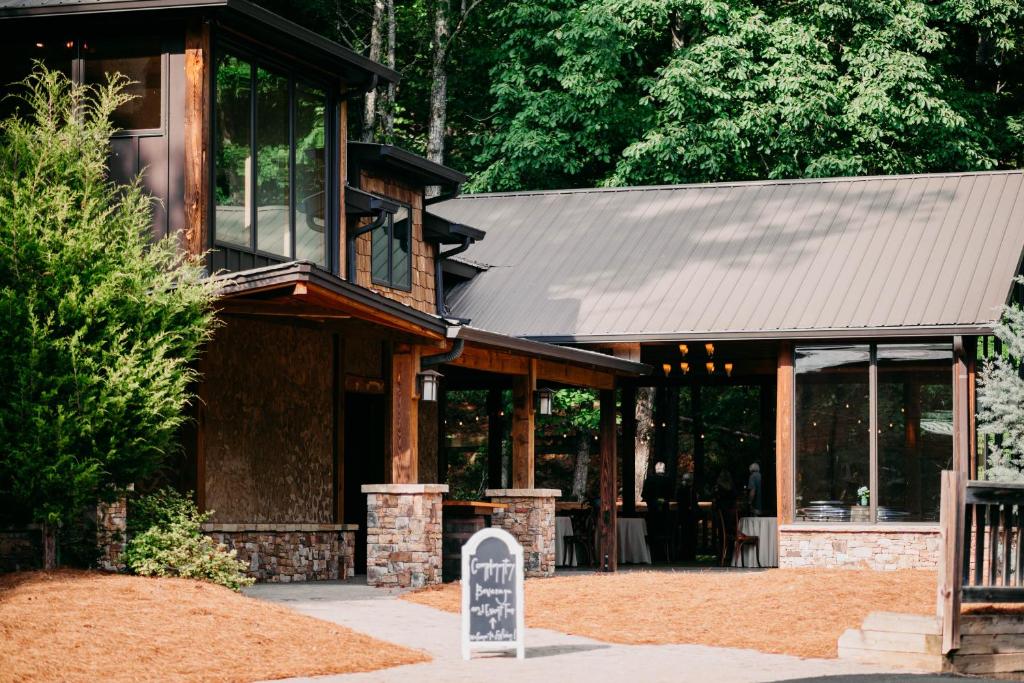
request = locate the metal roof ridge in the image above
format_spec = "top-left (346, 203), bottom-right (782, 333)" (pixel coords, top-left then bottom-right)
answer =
top-left (452, 169), bottom-right (1024, 200)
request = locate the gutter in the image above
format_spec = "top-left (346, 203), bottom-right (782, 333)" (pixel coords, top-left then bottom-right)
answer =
top-left (346, 210), bottom-right (390, 282)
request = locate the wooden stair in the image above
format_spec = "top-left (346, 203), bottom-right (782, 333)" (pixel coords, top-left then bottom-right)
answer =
top-left (838, 612), bottom-right (948, 672)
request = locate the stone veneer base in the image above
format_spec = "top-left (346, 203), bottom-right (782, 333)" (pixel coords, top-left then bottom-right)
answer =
top-left (486, 488), bottom-right (560, 577)
top-left (202, 524), bottom-right (357, 582)
top-left (779, 524), bottom-right (940, 570)
top-left (363, 484), bottom-right (447, 588)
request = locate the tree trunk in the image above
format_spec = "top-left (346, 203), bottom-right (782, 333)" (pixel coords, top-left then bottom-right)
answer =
top-left (572, 432), bottom-right (591, 501)
top-left (361, 0), bottom-right (385, 142)
top-left (41, 521), bottom-right (57, 570)
top-left (382, 0), bottom-right (397, 139)
top-left (635, 387), bottom-right (655, 502)
top-left (425, 0), bottom-right (450, 196)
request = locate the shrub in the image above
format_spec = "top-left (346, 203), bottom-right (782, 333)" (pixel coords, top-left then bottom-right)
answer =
top-left (123, 488), bottom-right (253, 591)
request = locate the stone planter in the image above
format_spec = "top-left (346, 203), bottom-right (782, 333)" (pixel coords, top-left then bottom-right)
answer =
top-left (486, 488), bottom-right (560, 577)
top-left (362, 484), bottom-right (448, 588)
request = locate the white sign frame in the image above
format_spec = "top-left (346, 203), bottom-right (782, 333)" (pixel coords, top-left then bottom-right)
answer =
top-left (461, 527), bottom-right (525, 660)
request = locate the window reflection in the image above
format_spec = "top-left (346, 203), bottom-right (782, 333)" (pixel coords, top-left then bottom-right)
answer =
top-left (877, 344), bottom-right (952, 522)
top-left (254, 67), bottom-right (290, 257)
top-left (391, 206), bottom-right (411, 289)
top-left (294, 85), bottom-right (326, 266)
top-left (795, 345), bottom-right (870, 522)
top-left (214, 53), bottom-right (252, 248)
top-left (0, 39), bottom-right (75, 120)
top-left (82, 37), bottom-right (162, 130)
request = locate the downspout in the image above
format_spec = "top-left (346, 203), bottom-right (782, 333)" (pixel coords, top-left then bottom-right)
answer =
top-left (421, 337), bottom-right (465, 367)
top-left (434, 236), bottom-right (473, 315)
top-left (346, 210), bottom-right (389, 282)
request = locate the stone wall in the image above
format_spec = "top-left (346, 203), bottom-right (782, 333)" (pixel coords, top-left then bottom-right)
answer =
top-left (362, 484), bottom-right (447, 588)
top-left (96, 496), bottom-right (128, 572)
top-left (0, 528), bottom-right (41, 572)
top-left (779, 525), bottom-right (940, 570)
top-left (203, 524), bottom-right (357, 582)
top-left (486, 489), bottom-right (560, 577)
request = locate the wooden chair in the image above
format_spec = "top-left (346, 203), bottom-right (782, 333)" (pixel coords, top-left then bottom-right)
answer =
top-left (730, 509), bottom-right (761, 568)
top-left (563, 507), bottom-right (596, 566)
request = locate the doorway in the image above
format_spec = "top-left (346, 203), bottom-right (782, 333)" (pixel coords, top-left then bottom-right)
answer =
top-left (344, 392), bottom-right (386, 575)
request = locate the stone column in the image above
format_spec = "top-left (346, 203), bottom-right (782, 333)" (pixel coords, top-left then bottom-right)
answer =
top-left (96, 495), bottom-right (128, 572)
top-left (486, 488), bottom-right (560, 577)
top-left (362, 483), bottom-right (448, 588)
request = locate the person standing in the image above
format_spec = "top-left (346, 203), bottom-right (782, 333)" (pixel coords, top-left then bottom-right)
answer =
top-left (747, 463), bottom-right (763, 516)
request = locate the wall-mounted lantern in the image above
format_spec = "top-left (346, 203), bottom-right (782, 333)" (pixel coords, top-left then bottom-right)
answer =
top-left (418, 369), bottom-right (443, 402)
top-left (536, 387), bottom-right (555, 415)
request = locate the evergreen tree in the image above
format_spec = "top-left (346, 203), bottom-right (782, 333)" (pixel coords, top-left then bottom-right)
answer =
top-left (977, 278), bottom-right (1024, 482)
top-left (0, 68), bottom-right (216, 565)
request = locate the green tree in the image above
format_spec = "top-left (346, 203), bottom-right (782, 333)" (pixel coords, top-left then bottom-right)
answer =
top-left (0, 68), bottom-right (216, 566)
top-left (978, 279), bottom-right (1024, 481)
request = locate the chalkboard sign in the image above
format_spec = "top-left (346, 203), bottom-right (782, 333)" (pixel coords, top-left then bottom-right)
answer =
top-left (460, 527), bottom-right (525, 660)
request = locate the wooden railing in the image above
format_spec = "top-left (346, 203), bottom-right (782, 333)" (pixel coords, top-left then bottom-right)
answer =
top-left (938, 471), bottom-right (1024, 652)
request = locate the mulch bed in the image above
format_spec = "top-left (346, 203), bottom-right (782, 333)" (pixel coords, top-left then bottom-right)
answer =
top-left (404, 568), bottom-right (938, 659)
top-left (0, 570), bottom-right (428, 682)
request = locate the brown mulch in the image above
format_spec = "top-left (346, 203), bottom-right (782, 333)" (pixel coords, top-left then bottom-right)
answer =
top-left (0, 570), bottom-right (428, 683)
top-left (404, 568), bottom-right (938, 659)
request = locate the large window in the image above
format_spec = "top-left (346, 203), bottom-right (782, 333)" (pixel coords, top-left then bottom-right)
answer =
top-left (371, 204), bottom-right (411, 290)
top-left (795, 343), bottom-right (952, 524)
top-left (214, 46), bottom-right (329, 267)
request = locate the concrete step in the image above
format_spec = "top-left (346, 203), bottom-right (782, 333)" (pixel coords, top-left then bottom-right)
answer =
top-left (861, 611), bottom-right (941, 635)
top-left (838, 628), bottom-right (942, 655)
top-left (838, 643), bottom-right (947, 672)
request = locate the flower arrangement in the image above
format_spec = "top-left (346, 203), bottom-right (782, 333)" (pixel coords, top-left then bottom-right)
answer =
top-left (857, 486), bottom-right (870, 506)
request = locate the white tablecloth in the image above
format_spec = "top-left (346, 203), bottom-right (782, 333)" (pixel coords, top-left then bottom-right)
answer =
top-left (555, 516), bottom-right (577, 567)
top-left (618, 517), bottom-right (652, 564)
top-left (731, 516), bottom-right (778, 568)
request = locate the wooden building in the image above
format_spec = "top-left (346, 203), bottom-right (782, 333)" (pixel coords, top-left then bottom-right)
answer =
top-left (0, 0), bottom-right (647, 585)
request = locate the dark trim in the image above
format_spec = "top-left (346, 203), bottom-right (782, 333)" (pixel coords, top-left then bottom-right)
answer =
top-left (345, 186), bottom-right (400, 216)
top-left (348, 142), bottom-right (467, 188)
top-left (441, 259), bottom-right (483, 280)
top-left (524, 325), bottom-right (995, 345)
top-left (0, 0), bottom-right (400, 86)
top-left (454, 326), bottom-right (650, 376)
top-left (423, 211), bottom-right (485, 244)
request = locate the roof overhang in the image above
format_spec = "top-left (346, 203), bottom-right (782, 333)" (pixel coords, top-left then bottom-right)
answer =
top-left (349, 143), bottom-right (467, 190)
top-left (212, 261), bottom-right (447, 340)
top-left (424, 211), bottom-right (485, 245)
top-left (0, 0), bottom-right (400, 88)
top-left (526, 324), bottom-right (996, 345)
top-left (345, 185), bottom-right (400, 217)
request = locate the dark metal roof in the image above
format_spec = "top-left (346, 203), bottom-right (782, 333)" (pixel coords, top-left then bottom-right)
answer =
top-left (212, 261), bottom-right (648, 375)
top-left (0, 0), bottom-right (400, 86)
top-left (349, 142), bottom-right (468, 188)
top-left (431, 171), bottom-right (1024, 343)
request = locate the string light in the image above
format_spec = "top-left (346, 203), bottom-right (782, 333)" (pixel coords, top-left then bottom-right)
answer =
top-left (706, 362), bottom-right (715, 374)
top-left (680, 362), bottom-right (690, 374)
top-left (724, 362), bottom-right (734, 377)
top-left (662, 363), bottom-right (672, 377)
top-left (705, 343), bottom-right (715, 357)
top-left (679, 344), bottom-right (689, 356)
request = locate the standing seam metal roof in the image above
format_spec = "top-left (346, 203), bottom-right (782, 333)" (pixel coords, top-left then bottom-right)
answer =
top-left (430, 171), bottom-right (1024, 342)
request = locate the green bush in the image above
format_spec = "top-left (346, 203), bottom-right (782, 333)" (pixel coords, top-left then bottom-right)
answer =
top-left (123, 489), bottom-right (253, 591)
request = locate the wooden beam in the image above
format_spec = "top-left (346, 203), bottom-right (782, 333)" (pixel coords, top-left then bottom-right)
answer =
top-left (183, 18), bottom-right (210, 260)
top-left (511, 359), bottom-right (537, 488)
top-left (487, 388), bottom-right (504, 489)
top-left (536, 360), bottom-right (614, 390)
top-left (776, 343), bottom-right (795, 525)
top-left (598, 388), bottom-right (618, 571)
top-left (333, 334), bottom-right (345, 523)
top-left (620, 385), bottom-right (637, 517)
top-left (390, 345), bottom-right (420, 484)
top-left (938, 469), bottom-right (965, 653)
top-left (450, 345), bottom-right (529, 375)
top-left (954, 336), bottom-right (971, 477)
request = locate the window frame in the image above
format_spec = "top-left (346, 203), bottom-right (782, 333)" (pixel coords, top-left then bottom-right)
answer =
top-left (791, 340), bottom-right (954, 526)
top-left (370, 200), bottom-right (414, 292)
top-left (209, 35), bottom-right (337, 271)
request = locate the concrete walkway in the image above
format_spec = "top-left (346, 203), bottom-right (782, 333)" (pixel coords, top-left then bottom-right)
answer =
top-left (244, 581), bottom-right (972, 683)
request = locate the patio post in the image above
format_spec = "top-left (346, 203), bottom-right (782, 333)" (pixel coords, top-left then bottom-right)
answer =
top-left (598, 388), bottom-right (618, 571)
top-left (390, 343), bottom-right (420, 484)
top-left (511, 359), bottom-right (536, 488)
top-left (775, 343), bottom-right (795, 525)
top-left (621, 385), bottom-right (637, 517)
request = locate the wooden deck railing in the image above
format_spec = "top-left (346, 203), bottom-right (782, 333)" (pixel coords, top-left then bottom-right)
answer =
top-left (938, 471), bottom-right (1024, 653)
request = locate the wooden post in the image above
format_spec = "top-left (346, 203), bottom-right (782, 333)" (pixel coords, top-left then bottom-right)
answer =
top-left (938, 469), bottom-right (965, 653)
top-left (511, 360), bottom-right (536, 489)
top-left (954, 336), bottom-right (970, 477)
top-left (598, 388), bottom-right (618, 572)
top-left (967, 337), bottom-right (978, 479)
top-left (487, 387), bottom-right (504, 489)
top-left (776, 343), bottom-right (795, 525)
top-left (621, 385), bottom-right (637, 517)
top-left (692, 385), bottom-right (705, 494)
top-left (437, 384), bottom-right (447, 483)
top-left (333, 334), bottom-right (345, 523)
top-left (183, 19), bottom-right (210, 259)
top-left (390, 344), bottom-right (420, 484)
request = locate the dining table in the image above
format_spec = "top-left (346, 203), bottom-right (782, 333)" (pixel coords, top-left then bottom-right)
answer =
top-left (731, 516), bottom-right (778, 568)
top-left (555, 515), bottom-right (577, 567)
top-left (618, 517), bottom-right (652, 564)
